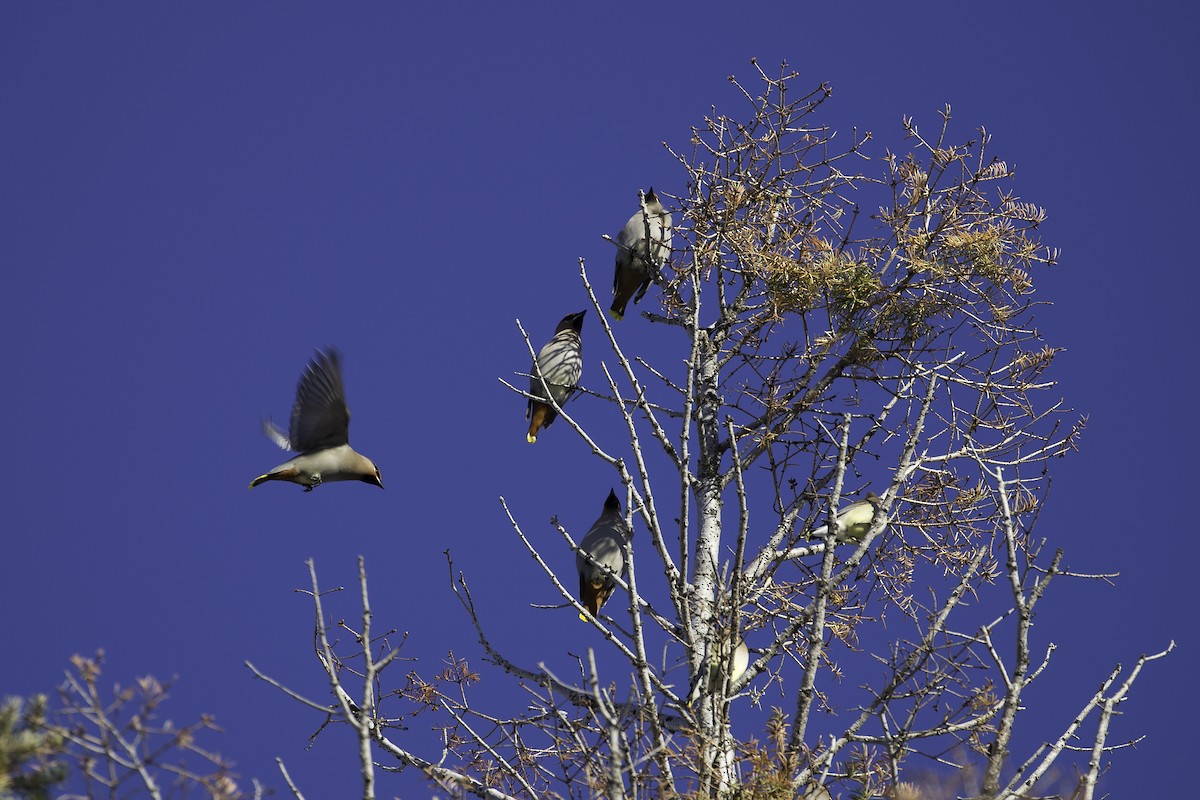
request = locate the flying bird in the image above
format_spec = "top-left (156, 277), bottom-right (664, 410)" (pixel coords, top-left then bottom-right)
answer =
top-left (576, 489), bottom-right (632, 619)
top-left (611, 187), bottom-right (673, 320)
top-left (249, 349), bottom-right (383, 491)
top-left (807, 492), bottom-right (883, 543)
top-left (526, 310), bottom-right (585, 443)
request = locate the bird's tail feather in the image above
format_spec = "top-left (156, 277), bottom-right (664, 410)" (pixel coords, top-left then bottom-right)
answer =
top-left (260, 419), bottom-right (292, 451)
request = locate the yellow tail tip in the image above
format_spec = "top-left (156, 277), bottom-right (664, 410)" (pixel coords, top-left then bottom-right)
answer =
top-left (579, 612), bottom-right (589, 622)
top-left (526, 433), bottom-right (537, 443)
top-left (609, 309), bottom-right (623, 321)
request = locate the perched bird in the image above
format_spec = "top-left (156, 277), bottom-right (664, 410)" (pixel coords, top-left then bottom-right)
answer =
top-left (611, 187), bottom-right (673, 320)
top-left (576, 489), bottom-right (632, 619)
top-left (807, 492), bottom-right (883, 543)
top-left (249, 349), bottom-right (383, 491)
top-left (707, 637), bottom-right (750, 693)
top-left (683, 634), bottom-right (750, 707)
top-left (526, 310), bottom-right (585, 443)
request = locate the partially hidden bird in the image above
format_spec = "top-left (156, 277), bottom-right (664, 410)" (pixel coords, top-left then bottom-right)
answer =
top-left (249, 349), bottom-right (383, 491)
top-left (807, 492), bottom-right (882, 543)
top-left (708, 637), bottom-right (750, 693)
top-left (526, 310), bottom-right (585, 443)
top-left (576, 488), bottom-right (632, 620)
top-left (611, 187), bottom-right (673, 320)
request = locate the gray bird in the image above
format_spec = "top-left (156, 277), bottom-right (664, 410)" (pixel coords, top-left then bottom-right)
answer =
top-left (611, 188), bottom-right (673, 320)
top-left (526, 311), bottom-right (585, 443)
top-left (249, 349), bottom-right (383, 491)
top-left (576, 489), bottom-right (631, 619)
top-left (807, 492), bottom-right (882, 543)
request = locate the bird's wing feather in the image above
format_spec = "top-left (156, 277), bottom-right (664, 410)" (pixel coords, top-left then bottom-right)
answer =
top-left (289, 350), bottom-right (351, 452)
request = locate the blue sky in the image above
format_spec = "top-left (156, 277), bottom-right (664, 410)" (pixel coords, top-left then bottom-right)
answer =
top-left (1, 3), bottom-right (1195, 797)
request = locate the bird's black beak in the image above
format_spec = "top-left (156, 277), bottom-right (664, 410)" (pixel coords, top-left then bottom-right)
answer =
top-left (365, 473), bottom-right (384, 489)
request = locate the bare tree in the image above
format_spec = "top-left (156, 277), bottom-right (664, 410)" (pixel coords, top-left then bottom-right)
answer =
top-left (252, 63), bottom-right (1171, 800)
top-left (20, 652), bottom-right (258, 800)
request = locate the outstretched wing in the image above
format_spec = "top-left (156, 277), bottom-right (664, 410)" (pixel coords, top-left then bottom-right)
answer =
top-left (289, 349), bottom-right (351, 452)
